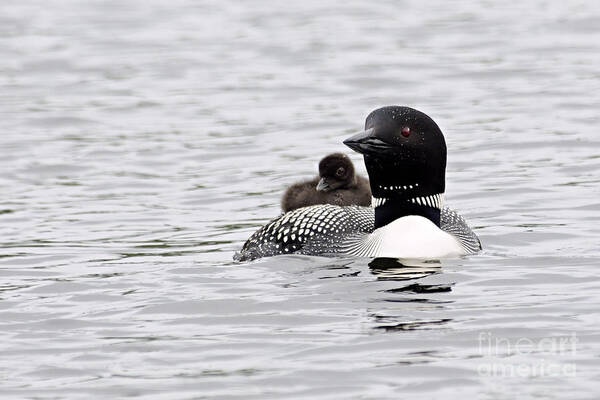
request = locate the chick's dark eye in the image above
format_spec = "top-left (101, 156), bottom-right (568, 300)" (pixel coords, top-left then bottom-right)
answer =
top-left (401, 127), bottom-right (411, 137)
top-left (336, 167), bottom-right (345, 176)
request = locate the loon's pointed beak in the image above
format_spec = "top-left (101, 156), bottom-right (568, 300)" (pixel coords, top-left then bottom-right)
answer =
top-left (316, 178), bottom-right (330, 192)
top-left (343, 127), bottom-right (390, 155)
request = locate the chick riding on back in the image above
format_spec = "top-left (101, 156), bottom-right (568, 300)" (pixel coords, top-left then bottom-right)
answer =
top-left (281, 153), bottom-right (371, 212)
top-left (237, 106), bottom-right (481, 261)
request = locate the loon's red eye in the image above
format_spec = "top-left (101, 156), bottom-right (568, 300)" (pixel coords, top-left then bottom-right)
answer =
top-left (401, 127), bottom-right (411, 137)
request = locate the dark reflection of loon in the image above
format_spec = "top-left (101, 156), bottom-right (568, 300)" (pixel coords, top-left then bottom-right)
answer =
top-left (372, 318), bottom-right (452, 332)
top-left (368, 257), bottom-right (443, 281)
top-left (368, 258), bottom-right (454, 332)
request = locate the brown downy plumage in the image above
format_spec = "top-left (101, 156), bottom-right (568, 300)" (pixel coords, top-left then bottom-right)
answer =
top-left (281, 153), bottom-right (371, 212)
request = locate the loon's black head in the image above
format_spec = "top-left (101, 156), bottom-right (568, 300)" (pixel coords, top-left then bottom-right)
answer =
top-left (316, 153), bottom-right (356, 192)
top-left (344, 106), bottom-right (446, 228)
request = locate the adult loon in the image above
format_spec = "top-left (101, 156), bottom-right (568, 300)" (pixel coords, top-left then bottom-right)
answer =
top-left (236, 106), bottom-right (481, 261)
top-left (281, 153), bottom-right (371, 212)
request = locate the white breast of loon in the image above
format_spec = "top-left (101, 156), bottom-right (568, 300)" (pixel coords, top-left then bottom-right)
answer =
top-left (344, 215), bottom-right (464, 259)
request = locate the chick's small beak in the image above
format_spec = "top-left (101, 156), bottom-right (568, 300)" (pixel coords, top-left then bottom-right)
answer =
top-left (316, 178), bottom-right (330, 192)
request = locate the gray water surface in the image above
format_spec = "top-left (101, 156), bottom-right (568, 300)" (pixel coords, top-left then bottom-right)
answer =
top-left (1, 1), bottom-right (600, 398)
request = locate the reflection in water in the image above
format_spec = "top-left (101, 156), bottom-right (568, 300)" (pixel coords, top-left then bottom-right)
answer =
top-left (384, 283), bottom-right (453, 294)
top-left (372, 318), bottom-right (452, 332)
top-left (368, 258), bottom-right (442, 281)
top-left (368, 258), bottom-right (454, 331)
